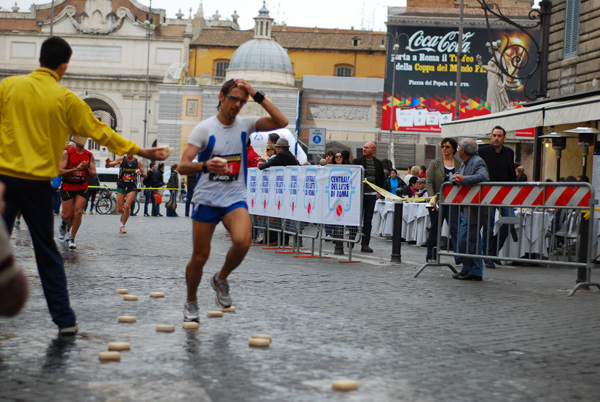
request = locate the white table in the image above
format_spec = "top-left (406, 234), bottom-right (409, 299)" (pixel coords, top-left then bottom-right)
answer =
top-left (373, 200), bottom-right (430, 245)
top-left (497, 209), bottom-right (551, 260)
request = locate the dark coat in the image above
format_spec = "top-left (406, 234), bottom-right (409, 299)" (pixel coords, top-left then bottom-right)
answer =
top-left (352, 155), bottom-right (386, 194)
top-left (258, 149), bottom-right (299, 169)
top-left (478, 145), bottom-right (516, 182)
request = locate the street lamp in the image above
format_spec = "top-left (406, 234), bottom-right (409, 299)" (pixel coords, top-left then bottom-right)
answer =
top-left (143, 0), bottom-right (153, 149)
top-left (538, 132), bottom-right (577, 182)
top-left (384, 32), bottom-right (408, 166)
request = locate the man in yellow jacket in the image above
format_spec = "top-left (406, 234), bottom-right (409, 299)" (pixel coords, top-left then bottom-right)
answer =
top-left (0, 36), bottom-right (166, 335)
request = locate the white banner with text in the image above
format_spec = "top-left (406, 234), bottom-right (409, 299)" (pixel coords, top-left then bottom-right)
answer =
top-left (247, 166), bottom-right (363, 225)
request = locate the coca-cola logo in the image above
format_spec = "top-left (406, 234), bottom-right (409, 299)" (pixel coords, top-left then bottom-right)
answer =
top-left (406, 30), bottom-right (475, 54)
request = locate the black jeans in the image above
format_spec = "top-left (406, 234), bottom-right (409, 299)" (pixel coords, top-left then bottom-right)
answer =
top-left (361, 194), bottom-right (377, 246)
top-left (0, 175), bottom-right (76, 328)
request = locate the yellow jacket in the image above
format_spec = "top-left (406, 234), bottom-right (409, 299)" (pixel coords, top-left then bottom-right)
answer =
top-left (0, 68), bottom-right (140, 181)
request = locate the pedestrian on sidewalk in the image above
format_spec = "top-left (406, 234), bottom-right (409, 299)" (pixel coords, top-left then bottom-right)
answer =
top-left (352, 142), bottom-right (385, 253)
top-left (425, 137), bottom-right (462, 263)
top-left (450, 138), bottom-right (489, 281)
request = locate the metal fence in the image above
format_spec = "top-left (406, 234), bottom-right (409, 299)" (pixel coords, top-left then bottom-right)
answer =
top-left (414, 181), bottom-right (599, 296)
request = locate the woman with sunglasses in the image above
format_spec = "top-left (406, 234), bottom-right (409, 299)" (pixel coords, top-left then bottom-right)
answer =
top-left (425, 137), bottom-right (462, 263)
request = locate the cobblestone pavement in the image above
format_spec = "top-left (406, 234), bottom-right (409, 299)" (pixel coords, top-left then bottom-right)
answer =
top-left (1, 213), bottom-right (600, 401)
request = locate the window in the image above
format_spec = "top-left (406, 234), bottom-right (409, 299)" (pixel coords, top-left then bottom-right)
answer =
top-left (87, 139), bottom-right (100, 151)
top-left (215, 61), bottom-right (229, 77)
top-left (335, 65), bottom-right (353, 77)
top-left (564, 0), bottom-right (580, 59)
top-left (352, 37), bottom-right (360, 47)
top-left (186, 99), bottom-right (198, 117)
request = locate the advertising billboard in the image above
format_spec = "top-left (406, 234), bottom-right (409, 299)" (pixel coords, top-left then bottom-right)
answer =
top-left (382, 25), bottom-right (539, 135)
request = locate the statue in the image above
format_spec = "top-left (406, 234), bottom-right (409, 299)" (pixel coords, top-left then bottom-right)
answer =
top-left (476, 40), bottom-right (511, 114)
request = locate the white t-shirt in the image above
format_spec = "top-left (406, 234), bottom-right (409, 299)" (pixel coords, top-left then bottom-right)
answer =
top-left (188, 116), bottom-right (259, 207)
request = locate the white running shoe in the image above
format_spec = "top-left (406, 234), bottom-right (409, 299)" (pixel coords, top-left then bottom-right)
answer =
top-left (68, 238), bottom-right (76, 249)
top-left (183, 301), bottom-right (200, 322)
top-left (59, 222), bottom-right (67, 240)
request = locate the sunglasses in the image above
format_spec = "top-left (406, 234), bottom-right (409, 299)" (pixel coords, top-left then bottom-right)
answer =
top-left (441, 145), bottom-right (452, 149)
top-left (267, 148), bottom-right (275, 152)
top-left (335, 155), bottom-right (343, 158)
top-left (226, 94), bottom-right (247, 105)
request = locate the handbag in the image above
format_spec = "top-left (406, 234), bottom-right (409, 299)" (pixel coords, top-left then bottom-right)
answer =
top-left (165, 199), bottom-right (177, 211)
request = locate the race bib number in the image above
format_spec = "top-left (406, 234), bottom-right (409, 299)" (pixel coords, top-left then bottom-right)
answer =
top-left (209, 154), bottom-right (242, 182)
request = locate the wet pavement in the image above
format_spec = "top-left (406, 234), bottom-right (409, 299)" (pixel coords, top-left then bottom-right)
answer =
top-left (1, 213), bottom-right (600, 401)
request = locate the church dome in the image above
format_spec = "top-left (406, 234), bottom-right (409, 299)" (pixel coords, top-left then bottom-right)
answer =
top-left (225, 2), bottom-right (294, 85)
top-left (229, 39), bottom-right (293, 73)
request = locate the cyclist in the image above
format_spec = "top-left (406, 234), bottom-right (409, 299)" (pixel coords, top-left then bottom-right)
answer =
top-left (59, 135), bottom-right (96, 249)
top-left (105, 153), bottom-right (147, 233)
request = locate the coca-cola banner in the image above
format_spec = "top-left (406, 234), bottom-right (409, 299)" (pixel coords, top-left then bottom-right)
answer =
top-left (382, 25), bottom-right (539, 134)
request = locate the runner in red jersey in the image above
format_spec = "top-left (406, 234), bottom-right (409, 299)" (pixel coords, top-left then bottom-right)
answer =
top-left (58, 135), bottom-right (96, 249)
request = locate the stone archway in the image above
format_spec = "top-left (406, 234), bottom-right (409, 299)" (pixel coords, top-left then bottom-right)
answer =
top-left (84, 98), bottom-right (117, 129)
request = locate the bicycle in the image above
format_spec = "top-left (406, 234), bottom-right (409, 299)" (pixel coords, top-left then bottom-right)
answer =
top-left (95, 187), bottom-right (115, 215)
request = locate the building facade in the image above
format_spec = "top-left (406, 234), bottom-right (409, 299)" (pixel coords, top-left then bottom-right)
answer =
top-left (384, 0), bottom-right (536, 169)
top-left (0, 0), bottom-right (190, 161)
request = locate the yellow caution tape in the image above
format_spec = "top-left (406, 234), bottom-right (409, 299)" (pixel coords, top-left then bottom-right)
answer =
top-left (362, 179), bottom-right (433, 203)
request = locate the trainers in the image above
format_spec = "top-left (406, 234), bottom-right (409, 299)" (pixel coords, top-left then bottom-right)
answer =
top-left (59, 222), bottom-right (67, 239)
top-left (120, 225), bottom-right (127, 234)
top-left (211, 274), bottom-right (232, 308)
top-left (14, 220), bottom-right (20, 229)
top-left (183, 300), bottom-right (200, 322)
top-left (68, 238), bottom-right (76, 249)
top-left (59, 325), bottom-right (78, 336)
top-left (89, 210), bottom-right (94, 215)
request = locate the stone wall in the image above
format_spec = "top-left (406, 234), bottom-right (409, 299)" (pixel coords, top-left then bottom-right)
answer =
top-left (547, 0), bottom-right (600, 97)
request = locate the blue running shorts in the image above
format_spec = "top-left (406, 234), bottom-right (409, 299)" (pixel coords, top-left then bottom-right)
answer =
top-left (192, 201), bottom-right (248, 224)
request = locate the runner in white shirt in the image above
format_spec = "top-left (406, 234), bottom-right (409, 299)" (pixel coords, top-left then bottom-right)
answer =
top-left (177, 79), bottom-right (289, 323)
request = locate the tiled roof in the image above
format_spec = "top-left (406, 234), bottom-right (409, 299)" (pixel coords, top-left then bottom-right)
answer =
top-left (192, 26), bottom-right (386, 51)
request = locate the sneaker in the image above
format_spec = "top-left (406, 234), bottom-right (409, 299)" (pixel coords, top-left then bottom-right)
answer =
top-left (120, 225), bottom-right (127, 234)
top-left (59, 325), bottom-right (78, 336)
top-left (83, 211), bottom-right (87, 215)
top-left (211, 274), bottom-right (232, 308)
top-left (68, 238), bottom-right (76, 249)
top-left (183, 300), bottom-right (200, 322)
top-left (59, 222), bottom-right (67, 239)
top-left (14, 220), bottom-right (20, 229)
top-left (89, 210), bottom-right (94, 215)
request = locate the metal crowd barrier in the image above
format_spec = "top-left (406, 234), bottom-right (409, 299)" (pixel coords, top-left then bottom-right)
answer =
top-left (249, 212), bottom-right (363, 263)
top-left (414, 181), bottom-right (600, 296)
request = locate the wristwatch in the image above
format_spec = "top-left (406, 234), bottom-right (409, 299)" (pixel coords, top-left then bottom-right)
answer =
top-left (252, 91), bottom-right (265, 104)
top-left (202, 162), bottom-right (208, 173)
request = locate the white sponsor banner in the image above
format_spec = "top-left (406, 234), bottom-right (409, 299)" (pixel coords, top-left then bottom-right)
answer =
top-left (247, 166), bottom-right (363, 225)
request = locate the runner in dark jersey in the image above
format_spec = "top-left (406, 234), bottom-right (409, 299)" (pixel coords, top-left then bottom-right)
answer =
top-left (106, 153), bottom-right (147, 233)
top-left (59, 135), bottom-right (96, 249)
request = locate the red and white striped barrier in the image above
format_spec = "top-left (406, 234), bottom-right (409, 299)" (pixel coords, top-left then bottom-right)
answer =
top-left (442, 183), bottom-right (592, 208)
